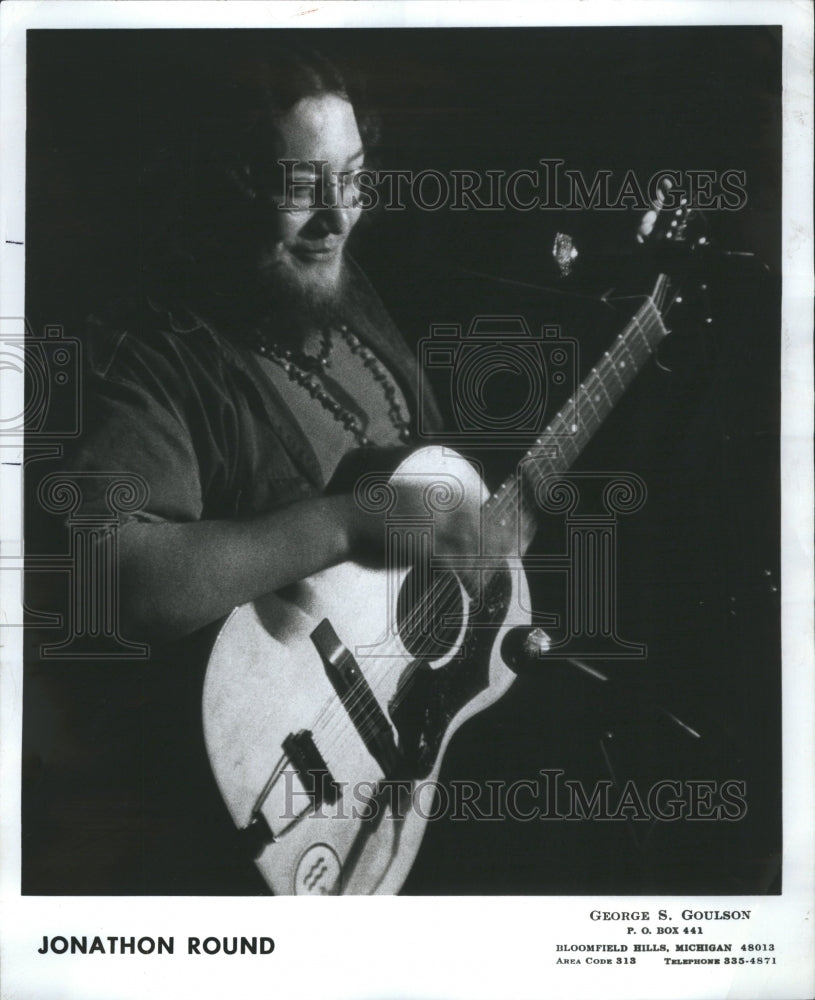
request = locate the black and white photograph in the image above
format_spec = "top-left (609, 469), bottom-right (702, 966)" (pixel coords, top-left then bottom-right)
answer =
top-left (1, 2), bottom-right (812, 999)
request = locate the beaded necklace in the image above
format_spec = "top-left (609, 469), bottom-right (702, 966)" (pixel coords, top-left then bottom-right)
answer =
top-left (252, 323), bottom-right (411, 448)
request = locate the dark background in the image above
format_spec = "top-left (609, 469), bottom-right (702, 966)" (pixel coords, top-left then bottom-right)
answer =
top-left (23, 27), bottom-right (781, 894)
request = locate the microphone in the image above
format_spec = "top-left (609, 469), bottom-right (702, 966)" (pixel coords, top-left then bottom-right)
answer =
top-left (500, 627), bottom-right (609, 683)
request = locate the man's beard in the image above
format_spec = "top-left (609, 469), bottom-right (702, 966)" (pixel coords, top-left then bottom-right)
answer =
top-left (179, 234), bottom-right (353, 353)
top-left (253, 247), bottom-right (350, 350)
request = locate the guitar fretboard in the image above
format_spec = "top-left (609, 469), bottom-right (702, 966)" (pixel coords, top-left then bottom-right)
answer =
top-left (483, 284), bottom-right (670, 556)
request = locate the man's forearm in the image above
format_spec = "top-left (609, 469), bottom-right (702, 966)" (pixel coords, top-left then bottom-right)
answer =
top-left (117, 494), bottom-right (362, 643)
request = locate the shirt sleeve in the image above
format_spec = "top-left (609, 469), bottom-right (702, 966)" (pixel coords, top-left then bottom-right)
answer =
top-left (64, 325), bottom-right (205, 524)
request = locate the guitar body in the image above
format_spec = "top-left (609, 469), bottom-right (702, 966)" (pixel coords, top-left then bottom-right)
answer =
top-left (204, 201), bottom-right (697, 893)
top-left (203, 447), bottom-right (531, 894)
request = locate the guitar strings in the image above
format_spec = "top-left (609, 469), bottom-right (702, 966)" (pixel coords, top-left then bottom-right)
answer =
top-left (310, 300), bottom-right (667, 756)
top-left (307, 296), bottom-right (670, 756)
top-left (323, 293), bottom-right (674, 746)
top-left (309, 298), bottom-right (667, 753)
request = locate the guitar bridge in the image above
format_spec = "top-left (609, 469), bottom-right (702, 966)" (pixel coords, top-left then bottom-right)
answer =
top-left (282, 729), bottom-right (341, 807)
top-left (242, 732), bottom-right (339, 853)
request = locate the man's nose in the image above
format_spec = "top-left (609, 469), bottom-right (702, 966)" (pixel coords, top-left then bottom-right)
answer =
top-left (317, 201), bottom-right (348, 235)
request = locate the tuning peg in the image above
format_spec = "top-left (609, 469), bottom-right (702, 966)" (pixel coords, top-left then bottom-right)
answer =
top-left (637, 209), bottom-right (658, 240)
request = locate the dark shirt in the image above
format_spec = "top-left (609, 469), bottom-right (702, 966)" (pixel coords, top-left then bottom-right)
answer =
top-left (24, 260), bottom-right (441, 895)
top-left (68, 258), bottom-right (438, 523)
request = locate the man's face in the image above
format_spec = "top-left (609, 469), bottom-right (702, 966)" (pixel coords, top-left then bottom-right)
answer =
top-left (258, 93), bottom-right (365, 296)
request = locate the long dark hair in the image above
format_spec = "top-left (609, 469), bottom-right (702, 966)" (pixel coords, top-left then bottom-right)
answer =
top-left (140, 43), bottom-right (379, 296)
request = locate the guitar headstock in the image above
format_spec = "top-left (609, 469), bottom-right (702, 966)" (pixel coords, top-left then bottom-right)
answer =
top-left (634, 179), bottom-right (711, 329)
top-left (636, 177), bottom-right (708, 249)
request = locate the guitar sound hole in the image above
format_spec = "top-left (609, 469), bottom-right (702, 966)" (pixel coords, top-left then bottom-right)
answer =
top-left (396, 567), bottom-right (465, 661)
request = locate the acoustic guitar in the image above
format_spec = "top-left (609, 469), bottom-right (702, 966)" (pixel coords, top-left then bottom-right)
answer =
top-left (203, 201), bottom-right (703, 894)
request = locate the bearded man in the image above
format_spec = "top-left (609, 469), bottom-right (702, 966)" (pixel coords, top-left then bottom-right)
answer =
top-left (71, 49), bottom-right (476, 643)
top-left (34, 45), bottom-right (488, 893)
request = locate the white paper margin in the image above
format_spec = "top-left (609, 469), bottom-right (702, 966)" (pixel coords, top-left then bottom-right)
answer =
top-left (1, 3), bottom-right (812, 999)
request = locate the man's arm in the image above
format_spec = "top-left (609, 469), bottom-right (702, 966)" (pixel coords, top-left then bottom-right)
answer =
top-left (117, 481), bottom-right (485, 644)
top-left (77, 323), bottom-right (472, 645)
top-left (117, 493), bottom-right (362, 643)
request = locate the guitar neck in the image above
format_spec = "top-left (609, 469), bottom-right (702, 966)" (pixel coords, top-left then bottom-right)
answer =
top-left (484, 280), bottom-right (670, 555)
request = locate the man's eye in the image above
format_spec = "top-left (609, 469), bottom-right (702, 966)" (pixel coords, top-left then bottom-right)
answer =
top-left (282, 183), bottom-right (317, 209)
top-left (338, 170), bottom-right (367, 204)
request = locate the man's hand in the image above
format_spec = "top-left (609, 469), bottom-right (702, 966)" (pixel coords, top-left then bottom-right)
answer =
top-left (344, 475), bottom-right (485, 569)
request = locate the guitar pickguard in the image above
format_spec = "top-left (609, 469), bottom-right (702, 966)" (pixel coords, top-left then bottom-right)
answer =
top-left (390, 566), bottom-right (513, 777)
top-left (204, 446), bottom-right (529, 894)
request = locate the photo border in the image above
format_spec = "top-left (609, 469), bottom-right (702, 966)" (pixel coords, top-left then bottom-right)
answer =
top-left (1, 3), bottom-right (812, 998)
